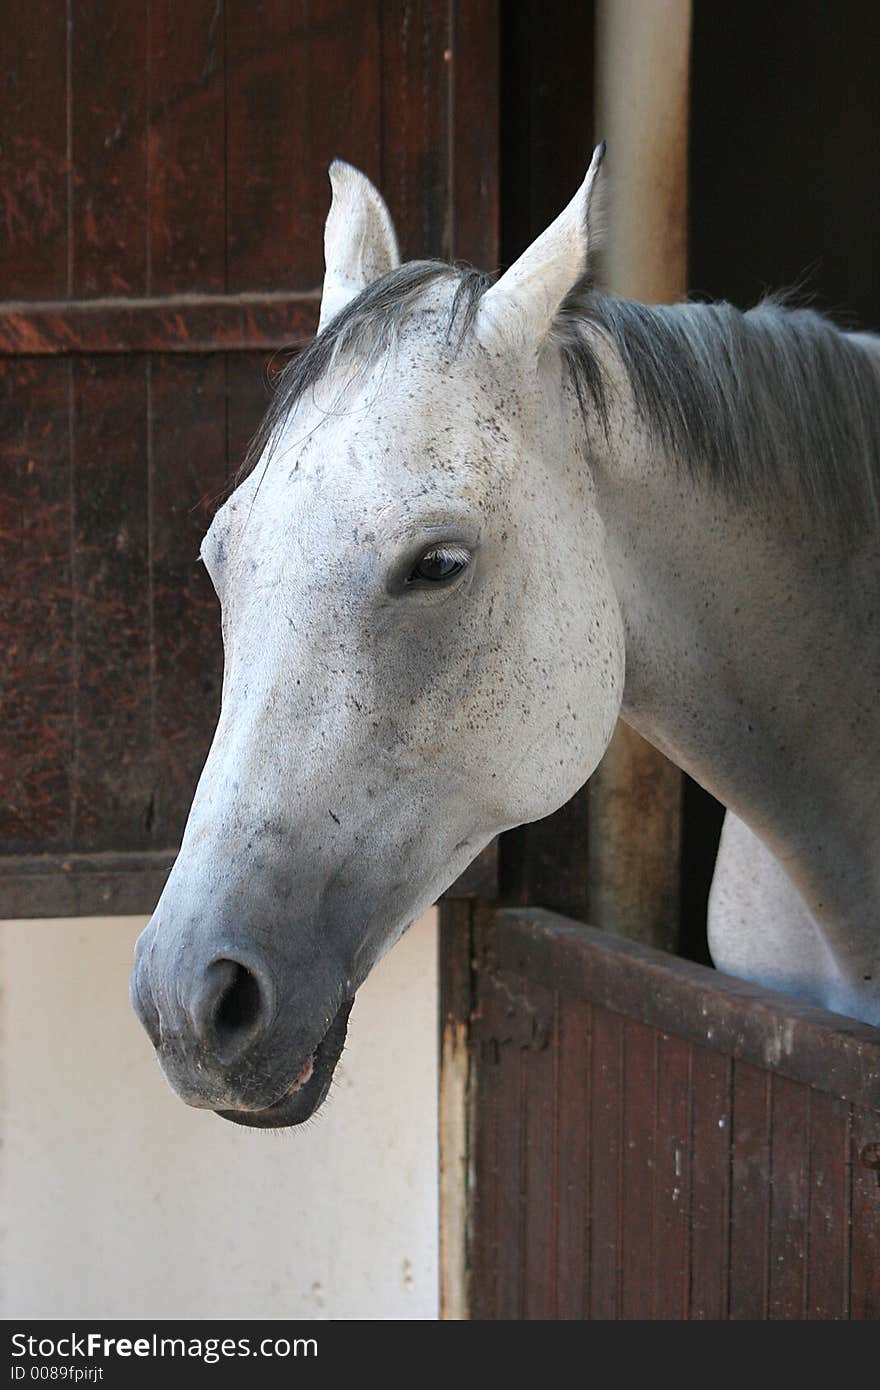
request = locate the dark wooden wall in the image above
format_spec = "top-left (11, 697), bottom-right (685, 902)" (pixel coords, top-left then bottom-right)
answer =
top-left (0, 0), bottom-right (498, 917)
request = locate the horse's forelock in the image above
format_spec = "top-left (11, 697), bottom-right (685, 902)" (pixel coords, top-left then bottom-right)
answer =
top-left (237, 261), bottom-right (493, 486)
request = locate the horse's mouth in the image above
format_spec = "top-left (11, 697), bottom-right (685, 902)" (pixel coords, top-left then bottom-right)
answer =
top-left (215, 997), bottom-right (355, 1129)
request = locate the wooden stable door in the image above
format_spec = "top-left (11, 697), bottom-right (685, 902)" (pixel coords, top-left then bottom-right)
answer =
top-left (0, 0), bottom-right (498, 917)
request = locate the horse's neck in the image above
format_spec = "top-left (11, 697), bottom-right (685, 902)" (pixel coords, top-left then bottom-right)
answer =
top-left (591, 411), bottom-right (880, 983)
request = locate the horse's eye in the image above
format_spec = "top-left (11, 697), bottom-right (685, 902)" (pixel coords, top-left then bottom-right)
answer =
top-left (408, 545), bottom-right (469, 584)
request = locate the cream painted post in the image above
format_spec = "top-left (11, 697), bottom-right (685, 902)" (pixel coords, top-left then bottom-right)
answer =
top-left (588, 0), bottom-right (692, 949)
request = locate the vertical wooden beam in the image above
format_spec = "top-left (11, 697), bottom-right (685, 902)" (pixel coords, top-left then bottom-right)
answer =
top-left (587, 0), bottom-right (692, 949)
top-left (438, 899), bottom-right (474, 1320)
top-left (437, 0), bottom-right (500, 1321)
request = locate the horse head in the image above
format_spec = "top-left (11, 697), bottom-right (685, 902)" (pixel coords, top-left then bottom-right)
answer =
top-left (131, 149), bottom-right (625, 1125)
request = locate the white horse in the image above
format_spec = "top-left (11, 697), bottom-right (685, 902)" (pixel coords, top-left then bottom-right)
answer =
top-left (132, 146), bottom-right (880, 1128)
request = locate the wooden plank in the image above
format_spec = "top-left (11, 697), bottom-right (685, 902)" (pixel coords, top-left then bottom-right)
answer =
top-left (0, 0), bottom-right (69, 297)
top-left (467, 956), bottom-right (503, 1320)
top-left (493, 910), bottom-right (880, 1110)
top-left (620, 1018), bottom-right (656, 1319)
top-left (588, 1004), bottom-right (623, 1318)
top-left (471, 962), bottom-right (529, 1318)
top-left (463, 908), bottom-right (880, 1322)
top-left (555, 997), bottom-right (592, 1319)
top-left (728, 1061), bottom-right (770, 1319)
top-left (147, 0), bottom-right (227, 294)
top-left (70, 356), bottom-right (152, 851)
top-left (520, 982), bottom-right (558, 1318)
top-left (0, 293), bottom-right (318, 356)
top-left (448, 0), bottom-right (499, 267)
top-left (225, 0), bottom-right (382, 293)
top-left (652, 1031), bottom-right (692, 1318)
top-left (688, 1045), bottom-right (731, 1319)
top-left (0, 851), bottom-right (174, 919)
top-left (850, 1105), bottom-right (880, 1319)
top-left (767, 1074), bottom-right (809, 1318)
top-left (805, 1090), bottom-right (849, 1319)
top-left (70, 1), bottom-right (149, 296)
top-left (0, 358), bottom-right (73, 852)
top-left (0, 844), bottom-right (495, 918)
top-left (438, 899), bottom-right (473, 1321)
top-left (380, 0), bottom-right (451, 261)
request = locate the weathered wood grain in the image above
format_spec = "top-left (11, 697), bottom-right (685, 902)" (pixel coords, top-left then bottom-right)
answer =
top-left (465, 908), bottom-right (880, 1320)
top-left (0, 0), bottom-right (69, 297)
top-left (0, 293), bottom-right (319, 356)
top-left (3, 0), bottom-right (500, 917)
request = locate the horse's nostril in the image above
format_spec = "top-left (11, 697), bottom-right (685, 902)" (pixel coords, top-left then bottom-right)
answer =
top-left (213, 959), bottom-right (264, 1040)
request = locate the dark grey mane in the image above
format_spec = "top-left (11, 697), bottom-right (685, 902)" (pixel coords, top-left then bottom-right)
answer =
top-left (560, 289), bottom-right (880, 530)
top-left (242, 260), bottom-right (880, 530)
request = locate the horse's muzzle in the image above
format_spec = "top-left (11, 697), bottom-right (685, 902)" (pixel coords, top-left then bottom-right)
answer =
top-left (130, 921), bottom-right (353, 1126)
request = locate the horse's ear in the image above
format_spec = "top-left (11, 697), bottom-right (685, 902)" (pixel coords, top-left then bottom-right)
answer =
top-left (318, 161), bottom-right (401, 332)
top-left (477, 142), bottom-right (606, 350)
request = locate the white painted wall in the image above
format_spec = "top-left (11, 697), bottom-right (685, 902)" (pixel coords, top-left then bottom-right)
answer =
top-left (0, 910), bottom-right (438, 1320)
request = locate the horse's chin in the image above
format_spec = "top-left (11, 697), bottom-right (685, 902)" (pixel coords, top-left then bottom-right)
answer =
top-left (215, 997), bottom-right (355, 1129)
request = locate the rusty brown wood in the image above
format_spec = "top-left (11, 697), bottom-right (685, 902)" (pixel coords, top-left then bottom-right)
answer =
top-left (728, 1061), bottom-right (771, 1319)
top-left (620, 1018), bottom-right (656, 1318)
top-left (3, 0), bottom-right (502, 918)
top-left (465, 907), bottom-right (880, 1320)
top-left (587, 1003), bottom-right (624, 1318)
top-left (652, 1031), bottom-right (692, 1318)
top-left (380, 0), bottom-right (453, 262)
top-left (520, 979), bottom-right (558, 1318)
top-left (225, 0), bottom-right (383, 294)
top-left (468, 928), bottom-right (531, 1320)
top-left (0, 0), bottom-right (69, 298)
top-left (554, 997), bottom-right (591, 1318)
top-left (850, 1106), bottom-right (880, 1319)
top-left (147, 0), bottom-right (228, 296)
top-left (448, 0), bottom-right (500, 267)
top-left (0, 358), bottom-right (74, 852)
top-left (70, 1), bottom-right (149, 297)
top-left (71, 356), bottom-right (153, 853)
top-left (687, 1045), bottom-right (731, 1319)
top-left (0, 293), bottom-right (319, 356)
top-left (805, 1091), bottom-right (849, 1318)
top-left (768, 1074), bottom-right (810, 1318)
top-left (493, 909), bottom-right (880, 1110)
